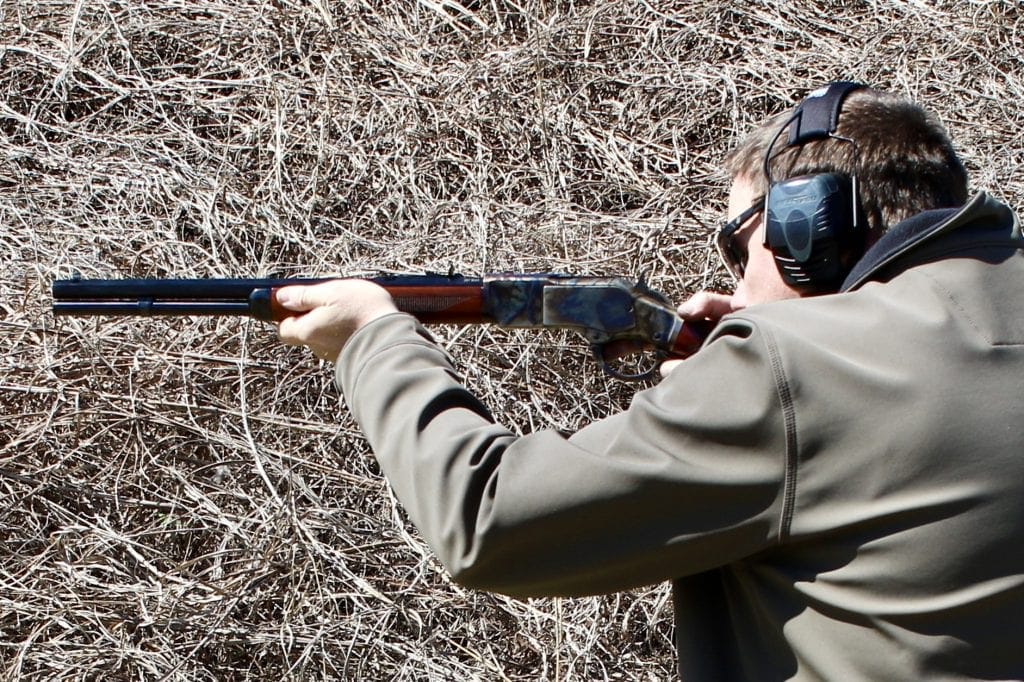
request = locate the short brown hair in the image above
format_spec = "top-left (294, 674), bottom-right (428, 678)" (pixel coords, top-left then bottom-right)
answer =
top-left (724, 88), bottom-right (969, 240)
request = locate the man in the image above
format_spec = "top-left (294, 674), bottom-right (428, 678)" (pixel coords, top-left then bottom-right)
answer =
top-left (277, 83), bottom-right (1024, 679)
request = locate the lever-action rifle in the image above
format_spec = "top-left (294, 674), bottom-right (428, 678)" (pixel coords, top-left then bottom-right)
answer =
top-left (51, 273), bottom-right (712, 380)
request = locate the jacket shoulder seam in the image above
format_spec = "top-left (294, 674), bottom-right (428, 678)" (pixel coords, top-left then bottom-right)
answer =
top-left (758, 324), bottom-right (799, 543)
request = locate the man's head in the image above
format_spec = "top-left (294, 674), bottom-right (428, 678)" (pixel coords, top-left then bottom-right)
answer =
top-left (717, 84), bottom-right (969, 307)
top-left (726, 86), bottom-right (968, 241)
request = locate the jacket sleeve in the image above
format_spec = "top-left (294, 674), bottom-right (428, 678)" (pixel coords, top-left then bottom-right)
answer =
top-left (335, 313), bottom-right (792, 598)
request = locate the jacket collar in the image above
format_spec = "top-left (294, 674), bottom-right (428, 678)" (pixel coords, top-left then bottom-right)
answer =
top-left (841, 192), bottom-right (1020, 292)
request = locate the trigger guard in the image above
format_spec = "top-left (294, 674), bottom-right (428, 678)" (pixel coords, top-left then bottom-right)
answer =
top-left (593, 343), bottom-right (664, 382)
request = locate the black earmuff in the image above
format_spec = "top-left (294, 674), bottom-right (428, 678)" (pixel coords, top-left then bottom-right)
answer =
top-left (763, 81), bottom-right (867, 289)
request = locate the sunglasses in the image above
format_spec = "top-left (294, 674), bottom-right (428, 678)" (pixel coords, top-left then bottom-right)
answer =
top-left (714, 195), bottom-right (765, 281)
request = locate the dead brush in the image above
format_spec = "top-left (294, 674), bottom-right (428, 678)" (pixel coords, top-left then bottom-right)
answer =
top-left (2, 1), bottom-right (1022, 679)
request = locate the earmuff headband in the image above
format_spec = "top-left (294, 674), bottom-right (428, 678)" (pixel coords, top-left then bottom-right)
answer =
top-left (787, 81), bottom-right (865, 146)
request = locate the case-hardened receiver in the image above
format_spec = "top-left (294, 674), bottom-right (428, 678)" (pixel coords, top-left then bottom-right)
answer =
top-left (483, 274), bottom-right (707, 380)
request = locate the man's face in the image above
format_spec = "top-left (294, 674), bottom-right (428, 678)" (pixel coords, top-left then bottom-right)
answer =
top-left (723, 176), bottom-right (807, 310)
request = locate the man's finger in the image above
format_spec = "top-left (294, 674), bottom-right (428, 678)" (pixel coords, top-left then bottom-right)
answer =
top-left (276, 284), bottom-right (321, 313)
top-left (676, 291), bottom-right (734, 322)
top-left (659, 359), bottom-right (684, 378)
top-left (276, 313), bottom-right (306, 346)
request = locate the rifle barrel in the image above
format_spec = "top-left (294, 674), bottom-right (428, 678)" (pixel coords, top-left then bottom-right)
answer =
top-left (51, 278), bottom-right (329, 301)
top-left (52, 301), bottom-right (256, 316)
top-left (51, 275), bottom-right (488, 323)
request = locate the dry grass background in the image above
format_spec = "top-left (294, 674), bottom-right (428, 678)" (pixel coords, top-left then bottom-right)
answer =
top-left (1, 0), bottom-right (1022, 679)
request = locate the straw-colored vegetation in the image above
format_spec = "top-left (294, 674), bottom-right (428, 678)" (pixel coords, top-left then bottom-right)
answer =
top-left (2, 1), bottom-right (1022, 679)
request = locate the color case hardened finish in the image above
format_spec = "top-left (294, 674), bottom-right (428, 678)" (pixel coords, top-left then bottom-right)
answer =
top-left (479, 274), bottom-right (709, 358)
top-left (52, 273), bottom-right (711, 376)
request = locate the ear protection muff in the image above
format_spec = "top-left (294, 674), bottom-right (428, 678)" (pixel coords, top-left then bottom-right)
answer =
top-left (763, 81), bottom-right (867, 289)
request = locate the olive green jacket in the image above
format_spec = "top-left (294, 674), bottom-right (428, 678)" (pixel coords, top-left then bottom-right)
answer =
top-left (336, 192), bottom-right (1024, 680)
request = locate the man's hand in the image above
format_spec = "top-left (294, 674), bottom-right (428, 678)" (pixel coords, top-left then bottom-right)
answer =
top-left (659, 291), bottom-right (735, 377)
top-left (276, 280), bottom-right (399, 362)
